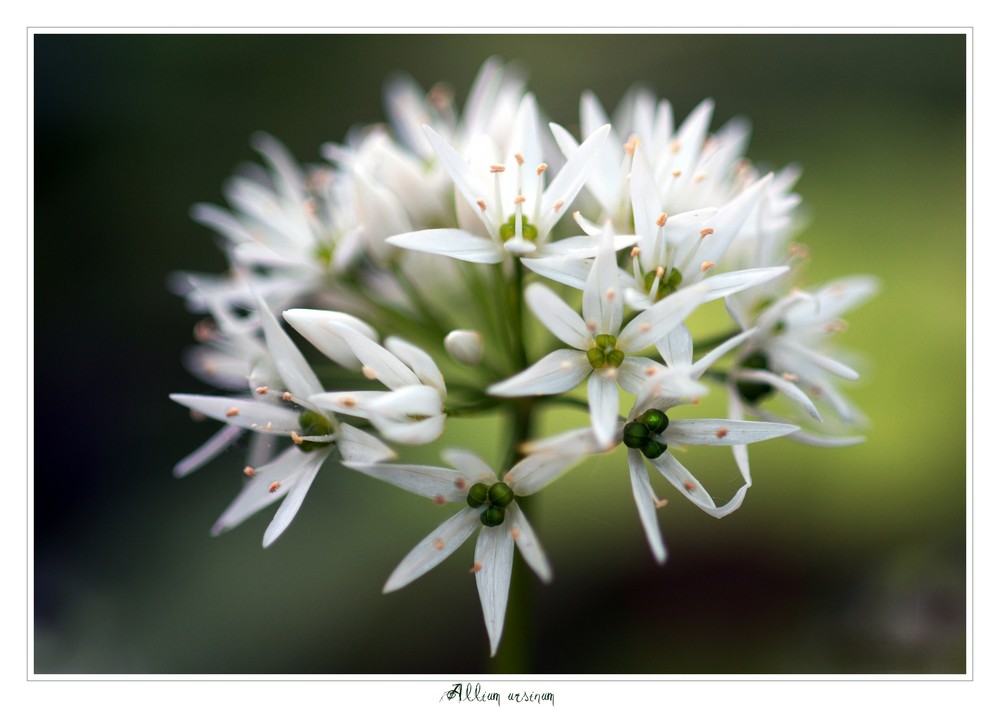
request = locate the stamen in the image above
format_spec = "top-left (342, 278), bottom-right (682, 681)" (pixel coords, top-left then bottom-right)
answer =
top-left (432, 494), bottom-right (446, 505)
top-left (715, 428), bottom-right (729, 438)
top-left (552, 199), bottom-right (564, 213)
top-left (225, 407), bottom-right (239, 418)
top-left (513, 195), bottom-right (526, 204)
top-left (789, 243), bottom-right (811, 259)
top-left (683, 481), bottom-right (697, 492)
top-left (282, 391), bottom-right (293, 401)
top-left (671, 169), bottom-right (682, 177)
top-left (243, 466), bottom-right (256, 477)
top-left (656, 213), bottom-right (667, 228)
top-left (586, 321), bottom-right (598, 332)
top-left (361, 365), bottom-right (379, 380)
top-left (700, 261), bottom-right (715, 272)
top-left (514, 152), bottom-right (525, 166)
top-left (654, 498), bottom-right (668, 509)
top-left (476, 198), bottom-right (488, 212)
top-left (510, 527), bottom-right (522, 540)
top-left (454, 478), bottom-right (467, 490)
top-left (470, 562), bottom-right (483, 573)
top-left (536, 163), bottom-right (548, 175)
top-left (339, 395), bottom-right (358, 408)
top-left (694, 172), bottom-right (707, 183)
top-left (623, 135), bottom-right (639, 156)
top-left (268, 481), bottom-right (281, 493)
top-left (255, 386), bottom-right (269, 395)
top-left (630, 246), bottom-right (641, 259)
top-left (645, 366), bottom-right (658, 376)
top-left (700, 228), bottom-right (714, 238)
top-left (193, 318), bottom-right (215, 342)
top-left (640, 322), bottom-right (652, 333)
top-left (190, 410), bottom-right (205, 422)
top-left (605, 287), bottom-right (616, 302)
top-left (290, 431), bottom-right (304, 445)
top-left (433, 538), bottom-right (445, 551)
top-left (669, 139), bottom-right (682, 154)
top-left (489, 164), bottom-right (506, 173)
top-left (782, 372), bottom-right (799, 381)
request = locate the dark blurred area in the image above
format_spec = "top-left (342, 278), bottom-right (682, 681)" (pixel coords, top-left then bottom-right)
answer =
top-left (33, 33), bottom-right (966, 673)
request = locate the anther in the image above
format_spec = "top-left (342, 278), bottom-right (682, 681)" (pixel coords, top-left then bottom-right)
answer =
top-left (715, 428), bottom-right (729, 438)
top-left (640, 322), bottom-right (652, 333)
top-left (362, 365), bottom-right (379, 380)
top-left (623, 135), bottom-right (639, 156)
top-left (243, 466), bottom-right (256, 478)
top-left (700, 228), bottom-right (714, 238)
top-left (339, 395), bottom-right (358, 408)
top-left (290, 432), bottom-right (304, 445)
top-left (536, 163), bottom-right (548, 175)
top-left (255, 386), bottom-right (269, 395)
top-left (656, 213), bottom-right (667, 227)
top-left (782, 372), bottom-right (799, 381)
top-left (655, 266), bottom-right (665, 278)
top-left (302, 197), bottom-right (317, 215)
top-left (552, 199), bottom-right (564, 213)
top-left (190, 410), bottom-right (205, 422)
top-left (432, 494), bottom-right (446, 505)
top-left (605, 287), bottom-right (616, 301)
top-left (586, 321), bottom-right (598, 332)
top-left (193, 319), bottom-right (215, 342)
top-left (672, 169), bottom-right (682, 177)
top-left (470, 562), bottom-right (483, 573)
top-left (645, 366), bottom-right (658, 376)
top-left (669, 139), bottom-right (681, 154)
top-left (490, 164), bottom-right (505, 173)
top-left (683, 481), bottom-right (697, 492)
top-left (789, 243), bottom-right (811, 259)
top-left (282, 392), bottom-right (293, 401)
top-left (514, 152), bottom-right (525, 166)
top-left (476, 198), bottom-right (488, 212)
top-left (455, 478), bottom-right (467, 490)
top-left (513, 195), bottom-right (526, 204)
top-left (511, 527), bottom-right (522, 540)
top-left (630, 247), bottom-right (641, 258)
top-left (654, 498), bottom-right (668, 509)
top-left (433, 538), bottom-right (445, 551)
top-left (269, 481), bottom-right (281, 493)
top-left (700, 261), bottom-right (715, 272)
top-left (694, 172), bottom-right (707, 183)
top-left (225, 407), bottom-right (239, 418)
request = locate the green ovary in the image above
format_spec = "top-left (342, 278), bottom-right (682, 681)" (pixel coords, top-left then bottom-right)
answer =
top-left (622, 409), bottom-right (670, 459)
top-left (499, 214), bottom-right (538, 243)
top-left (587, 333), bottom-right (625, 369)
top-left (467, 481), bottom-right (516, 527)
top-left (643, 267), bottom-right (683, 301)
top-left (296, 410), bottom-right (334, 452)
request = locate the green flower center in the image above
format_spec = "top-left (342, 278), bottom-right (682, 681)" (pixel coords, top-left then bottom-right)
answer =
top-left (622, 409), bottom-right (670, 459)
top-left (587, 333), bottom-right (625, 369)
top-left (499, 214), bottom-right (538, 243)
top-left (643, 267), bottom-right (683, 302)
top-left (736, 351), bottom-right (775, 405)
top-left (467, 481), bottom-right (515, 527)
top-left (296, 410), bottom-right (334, 452)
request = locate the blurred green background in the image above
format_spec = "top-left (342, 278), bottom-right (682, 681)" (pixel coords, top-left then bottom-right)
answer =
top-left (33, 33), bottom-right (966, 674)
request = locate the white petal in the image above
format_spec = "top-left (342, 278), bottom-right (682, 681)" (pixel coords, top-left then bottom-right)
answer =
top-left (346, 462), bottom-right (470, 502)
top-left (170, 394), bottom-right (300, 433)
top-left (657, 324), bottom-right (693, 368)
top-left (369, 412), bottom-right (447, 445)
top-left (520, 255), bottom-right (591, 290)
top-left (735, 369), bottom-right (822, 420)
top-left (508, 504), bottom-right (552, 583)
top-left (309, 390), bottom-right (385, 417)
top-left (525, 283), bottom-right (591, 349)
top-left (441, 449), bottom-right (496, 481)
top-left (617, 356), bottom-right (667, 394)
top-left (505, 447), bottom-right (591, 497)
top-left (475, 520), bottom-right (516, 657)
top-left (698, 267), bottom-right (789, 302)
top-left (650, 452), bottom-right (748, 519)
top-left (690, 328), bottom-right (756, 378)
top-left (366, 385), bottom-right (443, 418)
top-left (282, 309), bottom-right (378, 369)
top-left (262, 450), bottom-right (326, 547)
top-left (383, 508), bottom-right (480, 593)
top-left (386, 229), bottom-right (502, 264)
top-left (386, 338), bottom-right (446, 394)
top-left (487, 350), bottom-right (590, 397)
top-left (540, 234), bottom-right (637, 258)
top-left (173, 425), bottom-right (244, 478)
top-left (256, 295), bottom-right (323, 399)
top-left (538, 124), bottom-right (611, 235)
top-left (617, 282), bottom-right (709, 353)
top-left (422, 126), bottom-right (491, 219)
top-left (588, 372), bottom-right (620, 449)
top-left (779, 339), bottom-right (861, 380)
top-left (581, 230), bottom-right (622, 334)
top-left (691, 174), bottom-right (773, 270)
top-left (664, 418), bottom-right (799, 446)
top-left (628, 450), bottom-right (667, 564)
top-left (336, 423), bottom-right (396, 463)
top-left (517, 426), bottom-right (611, 457)
top-left (726, 388), bottom-right (752, 486)
top-left (329, 325), bottom-right (421, 389)
top-left (629, 145), bottom-right (662, 253)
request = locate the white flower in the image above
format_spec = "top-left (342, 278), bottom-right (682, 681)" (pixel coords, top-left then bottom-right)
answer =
top-left (288, 311), bottom-right (448, 445)
top-left (444, 329), bottom-right (483, 366)
top-left (386, 94), bottom-right (614, 264)
top-left (347, 445), bottom-right (584, 656)
top-left (488, 230), bottom-right (710, 447)
top-left (170, 298), bottom-right (394, 547)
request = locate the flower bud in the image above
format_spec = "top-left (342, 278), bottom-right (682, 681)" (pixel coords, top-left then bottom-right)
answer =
top-left (444, 329), bottom-right (483, 366)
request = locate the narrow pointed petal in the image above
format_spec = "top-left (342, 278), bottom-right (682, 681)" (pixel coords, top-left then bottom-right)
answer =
top-left (505, 446), bottom-right (592, 496)
top-left (170, 394), bottom-right (300, 433)
top-left (693, 174), bottom-right (773, 270)
top-left (330, 324), bottom-right (421, 389)
top-left (384, 508), bottom-right (480, 593)
top-left (779, 339), bottom-right (861, 380)
top-left (618, 282), bottom-right (708, 353)
top-left (336, 423), bottom-right (396, 463)
top-left (735, 370), bottom-right (822, 420)
top-left (699, 267), bottom-right (789, 302)
top-left (507, 504), bottom-right (552, 583)
top-left (283, 309), bottom-right (378, 369)
top-left (617, 356), bottom-right (667, 394)
top-left (518, 426), bottom-right (611, 457)
top-left (487, 350), bottom-right (590, 397)
top-left (475, 521), bottom-right (516, 657)
top-left (664, 418), bottom-right (799, 446)
top-left (386, 229), bottom-right (502, 264)
top-left (256, 296), bottom-right (324, 399)
top-left (174, 425), bottom-right (244, 478)
top-left (629, 145), bottom-right (662, 251)
top-left (385, 338), bottom-right (446, 394)
top-left (657, 324), bottom-right (693, 368)
top-left (262, 450), bottom-right (327, 547)
top-left (628, 450), bottom-right (667, 564)
top-left (588, 372), bottom-right (620, 449)
top-left (309, 390), bottom-right (384, 417)
top-left (581, 231), bottom-right (622, 334)
top-left (690, 329), bottom-right (756, 378)
top-left (366, 385), bottom-right (442, 418)
top-left (211, 446), bottom-right (302, 536)
top-left (346, 462), bottom-right (469, 502)
top-left (422, 126), bottom-right (491, 217)
top-left (726, 388), bottom-right (752, 485)
top-left (538, 124), bottom-right (611, 235)
top-left (441, 449), bottom-right (496, 481)
top-left (540, 234), bottom-right (637, 258)
top-left (369, 411), bottom-right (447, 445)
top-left (525, 283), bottom-right (591, 349)
top-left (650, 451), bottom-right (748, 519)
top-left (520, 255), bottom-right (591, 290)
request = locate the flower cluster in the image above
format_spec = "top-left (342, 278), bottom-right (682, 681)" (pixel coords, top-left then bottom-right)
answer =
top-left (170, 58), bottom-right (876, 656)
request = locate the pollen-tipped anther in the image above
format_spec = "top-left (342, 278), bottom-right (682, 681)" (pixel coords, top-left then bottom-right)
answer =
top-left (225, 407), bottom-right (239, 418)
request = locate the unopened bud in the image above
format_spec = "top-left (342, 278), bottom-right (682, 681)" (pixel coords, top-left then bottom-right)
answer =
top-left (444, 329), bottom-right (483, 366)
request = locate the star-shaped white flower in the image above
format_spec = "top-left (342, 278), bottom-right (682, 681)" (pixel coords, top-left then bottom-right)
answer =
top-left (170, 298), bottom-right (394, 547)
top-left (386, 93), bottom-right (613, 264)
top-left (488, 230), bottom-right (710, 447)
top-left (347, 445), bottom-right (586, 656)
top-left (286, 310), bottom-right (448, 445)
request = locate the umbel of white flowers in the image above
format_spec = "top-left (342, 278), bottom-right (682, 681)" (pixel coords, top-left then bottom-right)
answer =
top-left (170, 57), bottom-right (877, 657)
